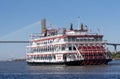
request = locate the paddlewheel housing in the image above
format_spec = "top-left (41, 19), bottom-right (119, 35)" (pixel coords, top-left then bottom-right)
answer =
top-left (75, 46), bottom-right (111, 65)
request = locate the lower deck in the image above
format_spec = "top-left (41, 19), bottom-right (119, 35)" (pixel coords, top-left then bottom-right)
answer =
top-left (26, 45), bottom-right (112, 66)
top-left (27, 59), bottom-right (112, 66)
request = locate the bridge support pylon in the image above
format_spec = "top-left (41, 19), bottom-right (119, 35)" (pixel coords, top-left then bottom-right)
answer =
top-left (113, 45), bottom-right (117, 53)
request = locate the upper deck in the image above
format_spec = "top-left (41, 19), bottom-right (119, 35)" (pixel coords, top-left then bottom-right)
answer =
top-left (30, 29), bottom-right (103, 42)
top-left (27, 19), bottom-right (106, 48)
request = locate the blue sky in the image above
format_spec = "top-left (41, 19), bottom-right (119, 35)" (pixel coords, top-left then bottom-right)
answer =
top-left (0, 0), bottom-right (120, 60)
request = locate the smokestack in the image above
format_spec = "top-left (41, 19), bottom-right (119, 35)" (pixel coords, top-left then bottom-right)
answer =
top-left (63, 28), bottom-right (66, 34)
top-left (41, 18), bottom-right (46, 33)
top-left (70, 23), bottom-right (73, 31)
top-left (80, 23), bottom-right (84, 31)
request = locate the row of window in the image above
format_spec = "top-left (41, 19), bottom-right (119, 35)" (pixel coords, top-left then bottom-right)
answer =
top-left (28, 44), bottom-right (104, 53)
top-left (36, 40), bottom-right (53, 45)
top-left (34, 37), bottom-right (102, 46)
top-left (27, 55), bottom-right (55, 60)
top-left (30, 46), bottom-right (65, 53)
top-left (27, 45), bottom-right (76, 53)
top-left (30, 46), bottom-right (76, 53)
top-left (68, 37), bottom-right (102, 42)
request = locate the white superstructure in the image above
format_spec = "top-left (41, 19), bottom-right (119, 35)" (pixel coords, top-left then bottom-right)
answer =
top-left (26, 19), bottom-right (112, 65)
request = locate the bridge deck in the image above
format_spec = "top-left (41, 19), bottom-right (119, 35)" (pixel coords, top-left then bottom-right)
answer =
top-left (0, 41), bottom-right (30, 43)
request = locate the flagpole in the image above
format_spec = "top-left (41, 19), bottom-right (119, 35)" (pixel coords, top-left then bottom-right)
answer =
top-left (78, 16), bottom-right (80, 29)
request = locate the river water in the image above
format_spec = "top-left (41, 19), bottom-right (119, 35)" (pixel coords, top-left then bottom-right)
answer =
top-left (0, 60), bottom-right (120, 79)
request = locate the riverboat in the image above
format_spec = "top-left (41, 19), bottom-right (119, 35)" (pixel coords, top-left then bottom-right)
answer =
top-left (26, 19), bottom-right (112, 65)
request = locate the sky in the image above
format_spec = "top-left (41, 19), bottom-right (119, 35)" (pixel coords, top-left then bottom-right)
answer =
top-left (0, 0), bottom-right (120, 60)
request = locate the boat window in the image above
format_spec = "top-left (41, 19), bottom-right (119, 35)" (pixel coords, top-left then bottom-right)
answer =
top-left (36, 48), bottom-right (38, 52)
top-left (72, 38), bottom-right (75, 41)
top-left (68, 37), bottom-right (72, 42)
top-left (37, 43), bottom-right (39, 45)
top-left (80, 39), bottom-right (83, 41)
top-left (98, 38), bottom-right (102, 41)
top-left (73, 46), bottom-right (76, 50)
top-left (91, 39), bottom-right (94, 41)
top-left (45, 48), bottom-right (47, 52)
top-left (41, 48), bottom-right (43, 52)
top-left (64, 38), bottom-right (67, 41)
top-left (76, 38), bottom-right (79, 42)
top-left (69, 47), bottom-right (72, 50)
top-left (34, 48), bottom-right (37, 52)
top-left (88, 38), bottom-right (91, 41)
top-left (68, 38), bottom-right (70, 41)
top-left (62, 46), bottom-right (65, 50)
top-left (50, 40), bottom-right (52, 43)
top-left (84, 38), bottom-right (87, 41)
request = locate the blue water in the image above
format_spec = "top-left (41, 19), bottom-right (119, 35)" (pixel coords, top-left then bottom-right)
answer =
top-left (0, 60), bottom-right (120, 79)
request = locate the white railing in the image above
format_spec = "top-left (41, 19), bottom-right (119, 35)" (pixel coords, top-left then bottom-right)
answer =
top-left (30, 33), bottom-right (43, 40)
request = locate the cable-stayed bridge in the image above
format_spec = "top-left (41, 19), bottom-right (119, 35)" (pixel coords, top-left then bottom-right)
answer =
top-left (0, 41), bottom-right (119, 53)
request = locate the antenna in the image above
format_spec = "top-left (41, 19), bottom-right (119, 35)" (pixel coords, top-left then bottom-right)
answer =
top-left (77, 16), bottom-right (80, 29)
top-left (78, 16), bottom-right (80, 28)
